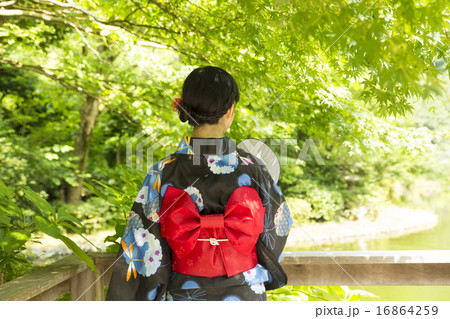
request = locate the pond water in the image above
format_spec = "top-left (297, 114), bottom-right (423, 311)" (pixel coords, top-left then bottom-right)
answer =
top-left (285, 196), bottom-right (450, 301)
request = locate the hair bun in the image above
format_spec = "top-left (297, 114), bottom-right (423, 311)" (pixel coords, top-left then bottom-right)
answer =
top-left (178, 100), bottom-right (191, 123)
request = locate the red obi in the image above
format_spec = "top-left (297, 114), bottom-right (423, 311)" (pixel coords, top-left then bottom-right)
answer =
top-left (160, 186), bottom-right (265, 278)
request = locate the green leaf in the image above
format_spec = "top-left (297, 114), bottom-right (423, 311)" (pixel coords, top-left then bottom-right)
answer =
top-left (60, 235), bottom-right (97, 273)
top-left (0, 180), bottom-right (15, 200)
top-left (350, 289), bottom-right (379, 299)
top-left (92, 179), bottom-right (121, 198)
top-left (59, 222), bottom-right (102, 252)
top-left (81, 181), bottom-right (108, 200)
top-left (1, 230), bottom-right (31, 252)
top-left (0, 212), bottom-right (11, 225)
top-left (21, 186), bottom-right (55, 218)
top-left (56, 207), bottom-right (82, 226)
top-left (0, 201), bottom-right (22, 217)
top-left (106, 243), bottom-right (120, 253)
top-left (348, 293), bottom-right (361, 301)
top-left (115, 220), bottom-right (126, 236)
top-left (35, 216), bottom-right (61, 239)
top-left (104, 234), bottom-right (119, 243)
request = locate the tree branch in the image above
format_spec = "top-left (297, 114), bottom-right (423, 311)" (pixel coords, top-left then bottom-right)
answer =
top-left (134, 0), bottom-right (216, 48)
top-left (0, 9), bottom-right (84, 29)
top-left (0, 57), bottom-right (98, 98)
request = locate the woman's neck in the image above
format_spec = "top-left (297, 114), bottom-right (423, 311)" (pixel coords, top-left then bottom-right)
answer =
top-left (191, 124), bottom-right (224, 138)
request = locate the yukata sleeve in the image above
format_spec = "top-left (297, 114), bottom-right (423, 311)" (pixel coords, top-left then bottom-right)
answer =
top-left (105, 161), bottom-right (172, 301)
top-left (251, 157), bottom-right (293, 291)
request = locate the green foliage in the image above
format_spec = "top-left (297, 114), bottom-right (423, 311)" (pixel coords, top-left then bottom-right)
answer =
top-left (55, 197), bottom-right (118, 234)
top-left (1, 0), bottom-right (449, 146)
top-left (278, 98), bottom-right (447, 223)
top-left (0, 0), bottom-right (449, 245)
top-left (56, 292), bottom-right (71, 301)
top-left (0, 68), bottom-right (82, 200)
top-left (82, 165), bottom-right (145, 252)
top-left (285, 197), bottom-right (312, 224)
top-left (284, 179), bottom-right (345, 222)
top-left (267, 285), bottom-right (379, 301)
top-left (0, 180), bottom-right (97, 281)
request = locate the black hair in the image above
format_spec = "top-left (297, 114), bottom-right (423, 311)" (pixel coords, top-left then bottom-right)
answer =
top-left (178, 66), bottom-right (240, 126)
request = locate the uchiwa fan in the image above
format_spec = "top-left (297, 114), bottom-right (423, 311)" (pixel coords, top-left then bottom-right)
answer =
top-left (237, 138), bottom-right (281, 183)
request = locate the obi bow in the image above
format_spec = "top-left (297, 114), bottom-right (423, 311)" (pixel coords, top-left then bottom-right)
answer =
top-left (160, 185), bottom-right (265, 277)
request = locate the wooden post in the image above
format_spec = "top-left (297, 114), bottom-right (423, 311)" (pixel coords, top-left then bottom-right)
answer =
top-left (70, 268), bottom-right (101, 301)
top-left (69, 255), bottom-right (109, 301)
top-left (93, 265), bottom-right (104, 301)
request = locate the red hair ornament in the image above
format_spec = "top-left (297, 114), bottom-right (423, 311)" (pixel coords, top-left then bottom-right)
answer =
top-left (172, 97), bottom-right (182, 112)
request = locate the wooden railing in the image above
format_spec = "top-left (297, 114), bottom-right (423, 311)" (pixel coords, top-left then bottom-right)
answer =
top-left (0, 250), bottom-right (449, 301)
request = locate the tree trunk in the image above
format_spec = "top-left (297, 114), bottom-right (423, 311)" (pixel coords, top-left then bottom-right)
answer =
top-left (65, 96), bottom-right (100, 204)
top-left (0, 272), bottom-right (3, 285)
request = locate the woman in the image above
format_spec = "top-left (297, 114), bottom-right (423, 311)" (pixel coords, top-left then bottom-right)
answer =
top-left (106, 66), bottom-right (292, 301)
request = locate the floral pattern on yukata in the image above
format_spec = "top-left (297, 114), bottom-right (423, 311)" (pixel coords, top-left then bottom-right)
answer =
top-left (135, 186), bottom-right (149, 205)
top-left (274, 201), bottom-right (293, 236)
top-left (242, 264), bottom-right (269, 285)
top-left (242, 264), bottom-right (269, 295)
top-left (144, 196), bottom-right (160, 223)
top-left (123, 211), bottom-right (144, 238)
top-left (207, 152), bottom-right (238, 174)
top-left (122, 228), bottom-right (163, 278)
top-left (183, 186), bottom-right (204, 211)
top-left (249, 282), bottom-right (266, 294)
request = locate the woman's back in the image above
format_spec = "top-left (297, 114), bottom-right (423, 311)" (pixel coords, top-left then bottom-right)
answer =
top-left (105, 67), bottom-right (292, 301)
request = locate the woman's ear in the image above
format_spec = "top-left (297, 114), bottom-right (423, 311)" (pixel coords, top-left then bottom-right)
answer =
top-left (225, 104), bottom-right (235, 119)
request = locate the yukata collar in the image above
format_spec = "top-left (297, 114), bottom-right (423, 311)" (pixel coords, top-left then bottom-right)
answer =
top-left (175, 136), bottom-right (237, 156)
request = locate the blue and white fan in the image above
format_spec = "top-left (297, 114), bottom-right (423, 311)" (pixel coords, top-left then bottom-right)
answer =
top-left (237, 138), bottom-right (281, 183)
